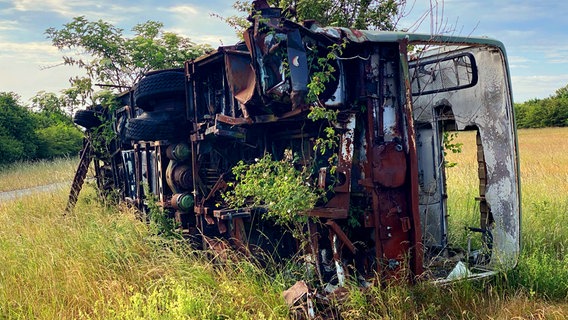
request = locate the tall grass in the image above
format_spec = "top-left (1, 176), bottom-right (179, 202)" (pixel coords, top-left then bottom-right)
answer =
top-left (0, 157), bottom-right (78, 192)
top-left (1, 128), bottom-right (567, 319)
top-left (0, 187), bottom-right (288, 319)
top-left (444, 128), bottom-right (568, 300)
top-left (506, 128), bottom-right (568, 301)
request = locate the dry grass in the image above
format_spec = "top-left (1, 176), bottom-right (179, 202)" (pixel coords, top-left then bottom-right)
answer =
top-left (0, 157), bottom-right (78, 192)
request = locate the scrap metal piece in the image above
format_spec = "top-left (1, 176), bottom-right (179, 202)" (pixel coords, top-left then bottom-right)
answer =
top-left (282, 280), bottom-right (315, 319)
top-left (283, 280), bottom-right (309, 307)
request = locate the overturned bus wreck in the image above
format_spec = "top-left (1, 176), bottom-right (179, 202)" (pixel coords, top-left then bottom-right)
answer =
top-left (70, 4), bottom-right (520, 284)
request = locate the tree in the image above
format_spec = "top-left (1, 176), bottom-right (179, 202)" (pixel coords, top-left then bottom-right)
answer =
top-left (554, 84), bottom-right (568, 99)
top-left (279, 0), bottom-right (399, 30)
top-left (29, 92), bottom-right (84, 159)
top-left (30, 92), bottom-right (73, 125)
top-left (46, 17), bottom-right (211, 110)
top-left (0, 93), bottom-right (39, 163)
top-left (35, 123), bottom-right (83, 159)
top-left (217, 0), bottom-right (402, 37)
top-left (0, 91), bottom-right (84, 162)
top-left (514, 85), bottom-right (568, 129)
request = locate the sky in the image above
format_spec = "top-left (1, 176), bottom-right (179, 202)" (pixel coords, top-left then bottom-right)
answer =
top-left (1, 0), bottom-right (567, 104)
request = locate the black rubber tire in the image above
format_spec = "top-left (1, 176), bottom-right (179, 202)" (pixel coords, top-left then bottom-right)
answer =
top-left (73, 109), bottom-right (102, 129)
top-left (125, 113), bottom-right (186, 141)
top-left (134, 71), bottom-right (186, 111)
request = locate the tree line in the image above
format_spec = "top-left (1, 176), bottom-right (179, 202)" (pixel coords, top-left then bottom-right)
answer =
top-left (0, 92), bottom-right (84, 164)
top-left (514, 85), bottom-right (568, 128)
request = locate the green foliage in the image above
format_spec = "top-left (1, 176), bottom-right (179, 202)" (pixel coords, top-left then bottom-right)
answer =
top-left (46, 17), bottom-right (211, 112)
top-left (86, 91), bottom-right (121, 161)
top-left (306, 40), bottom-right (345, 105)
top-left (279, 0), bottom-right (399, 30)
top-left (220, 0), bottom-right (400, 35)
top-left (0, 91), bottom-right (83, 163)
top-left (308, 105), bottom-right (339, 171)
top-left (304, 41), bottom-right (347, 173)
top-left (442, 131), bottom-right (463, 168)
top-left (46, 17), bottom-right (210, 88)
top-left (225, 152), bottom-right (320, 226)
top-left (35, 123), bottom-right (83, 159)
top-left (0, 135), bottom-right (25, 163)
top-left (30, 91), bottom-right (72, 123)
top-left (28, 91), bottom-right (84, 159)
top-left (224, 153), bottom-right (325, 284)
top-left (515, 85), bottom-right (568, 128)
top-left (145, 191), bottom-right (183, 240)
top-left (0, 92), bottom-right (39, 162)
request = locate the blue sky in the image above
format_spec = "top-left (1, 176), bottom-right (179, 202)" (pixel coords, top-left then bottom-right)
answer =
top-left (1, 0), bottom-right (567, 104)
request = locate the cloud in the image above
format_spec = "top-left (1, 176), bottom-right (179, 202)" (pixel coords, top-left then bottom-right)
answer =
top-left (13, 0), bottom-right (73, 16)
top-left (0, 55), bottom-right (83, 104)
top-left (0, 20), bottom-right (19, 31)
top-left (0, 39), bottom-right (81, 102)
top-left (9, 0), bottom-right (132, 23)
top-left (162, 5), bottom-right (199, 16)
top-left (544, 46), bottom-right (568, 64)
top-left (508, 55), bottom-right (531, 70)
top-left (0, 40), bottom-right (61, 64)
top-left (511, 74), bottom-right (568, 102)
top-left (508, 56), bottom-right (529, 64)
top-left (159, 4), bottom-right (240, 46)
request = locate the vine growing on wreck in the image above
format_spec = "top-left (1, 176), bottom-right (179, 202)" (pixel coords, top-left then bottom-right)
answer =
top-left (306, 40), bottom-right (347, 173)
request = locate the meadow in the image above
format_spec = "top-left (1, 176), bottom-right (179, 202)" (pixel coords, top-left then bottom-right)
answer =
top-left (0, 127), bottom-right (567, 319)
top-left (0, 157), bottom-right (78, 192)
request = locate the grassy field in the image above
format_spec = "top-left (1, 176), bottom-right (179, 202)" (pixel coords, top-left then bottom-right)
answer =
top-left (446, 128), bottom-right (568, 299)
top-left (0, 186), bottom-right (288, 319)
top-left (0, 157), bottom-right (78, 192)
top-left (0, 127), bottom-right (567, 319)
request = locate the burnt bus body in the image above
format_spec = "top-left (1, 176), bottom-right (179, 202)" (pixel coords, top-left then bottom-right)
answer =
top-left (101, 6), bottom-right (520, 282)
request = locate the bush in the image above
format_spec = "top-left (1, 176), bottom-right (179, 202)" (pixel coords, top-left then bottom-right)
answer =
top-left (0, 92), bottom-right (39, 162)
top-left (0, 135), bottom-right (25, 163)
top-left (35, 123), bottom-right (83, 159)
top-left (515, 87), bottom-right (568, 128)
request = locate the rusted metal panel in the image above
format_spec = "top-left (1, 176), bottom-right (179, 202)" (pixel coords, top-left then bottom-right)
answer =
top-left (224, 51), bottom-right (256, 108)
top-left (371, 142), bottom-right (407, 188)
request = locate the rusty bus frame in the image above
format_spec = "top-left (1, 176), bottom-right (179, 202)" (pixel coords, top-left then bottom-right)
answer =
top-left (79, 3), bottom-right (521, 285)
